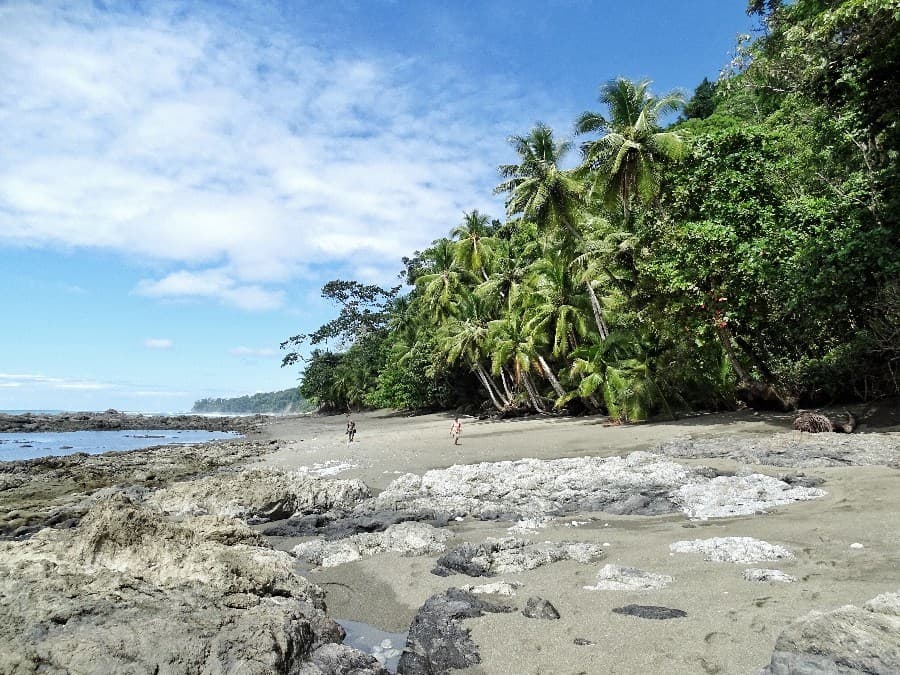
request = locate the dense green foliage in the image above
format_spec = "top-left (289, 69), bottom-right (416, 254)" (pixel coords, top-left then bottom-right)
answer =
top-left (284, 0), bottom-right (899, 418)
top-left (192, 388), bottom-right (312, 414)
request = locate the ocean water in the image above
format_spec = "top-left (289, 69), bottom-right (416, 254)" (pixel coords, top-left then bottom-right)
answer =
top-left (0, 429), bottom-right (240, 462)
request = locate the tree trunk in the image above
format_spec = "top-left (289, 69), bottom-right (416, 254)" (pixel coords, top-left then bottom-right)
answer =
top-left (716, 324), bottom-right (751, 383)
top-left (537, 355), bottom-right (566, 399)
top-left (474, 361), bottom-right (507, 411)
top-left (522, 371), bottom-right (546, 413)
top-left (585, 281), bottom-right (609, 340)
top-left (500, 366), bottom-right (515, 401)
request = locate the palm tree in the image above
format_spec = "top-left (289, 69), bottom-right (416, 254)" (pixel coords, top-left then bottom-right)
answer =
top-left (488, 313), bottom-right (546, 412)
top-left (523, 251), bottom-right (590, 358)
top-left (576, 77), bottom-right (686, 220)
top-left (495, 123), bottom-right (610, 339)
top-left (495, 123), bottom-right (584, 245)
top-left (440, 316), bottom-right (509, 411)
top-left (451, 210), bottom-right (496, 282)
top-left (415, 239), bottom-right (475, 324)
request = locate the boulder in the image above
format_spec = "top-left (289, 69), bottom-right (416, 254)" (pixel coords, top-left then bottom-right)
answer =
top-left (396, 588), bottom-right (513, 675)
top-left (431, 538), bottom-right (603, 577)
top-left (759, 590), bottom-right (900, 674)
top-left (522, 597), bottom-right (560, 620)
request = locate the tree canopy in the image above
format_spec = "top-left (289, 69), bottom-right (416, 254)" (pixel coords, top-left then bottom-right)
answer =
top-left (283, 0), bottom-right (899, 418)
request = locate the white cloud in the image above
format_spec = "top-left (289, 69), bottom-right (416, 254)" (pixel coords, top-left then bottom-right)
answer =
top-left (144, 338), bottom-right (174, 350)
top-left (135, 269), bottom-right (284, 311)
top-left (129, 390), bottom-right (189, 398)
top-left (0, 2), bottom-right (533, 309)
top-left (229, 346), bottom-right (277, 357)
top-left (0, 373), bottom-right (112, 390)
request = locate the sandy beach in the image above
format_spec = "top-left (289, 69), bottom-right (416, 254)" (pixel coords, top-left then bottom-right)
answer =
top-left (250, 409), bottom-right (900, 674)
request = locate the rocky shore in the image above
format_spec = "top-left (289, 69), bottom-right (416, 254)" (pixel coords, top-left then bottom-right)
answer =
top-left (1, 408), bottom-right (898, 673)
top-left (0, 410), bottom-right (270, 433)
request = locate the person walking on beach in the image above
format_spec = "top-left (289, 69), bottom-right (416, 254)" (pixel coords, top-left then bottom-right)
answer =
top-left (450, 417), bottom-right (461, 445)
top-left (346, 418), bottom-right (357, 445)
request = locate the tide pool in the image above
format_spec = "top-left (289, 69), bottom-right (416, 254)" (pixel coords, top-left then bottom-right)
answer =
top-left (0, 429), bottom-right (240, 462)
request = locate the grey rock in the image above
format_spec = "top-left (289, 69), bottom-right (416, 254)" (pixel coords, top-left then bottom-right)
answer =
top-left (146, 467), bottom-right (370, 522)
top-left (658, 432), bottom-right (900, 468)
top-left (759, 590), bottom-right (900, 674)
top-left (0, 495), bottom-right (374, 674)
top-left (396, 588), bottom-right (513, 675)
top-left (292, 522), bottom-right (449, 568)
top-left (0, 439), bottom-right (280, 537)
top-left (298, 643), bottom-right (389, 674)
top-left (365, 452), bottom-right (824, 524)
top-left (432, 538), bottom-right (604, 577)
top-left (612, 605), bottom-right (687, 620)
top-left (522, 597), bottom-right (560, 620)
top-left (0, 411), bottom-right (263, 433)
top-left (585, 564), bottom-right (673, 591)
top-left (743, 568), bottom-right (797, 584)
top-left (670, 537), bottom-right (793, 564)
top-left (264, 509), bottom-right (449, 539)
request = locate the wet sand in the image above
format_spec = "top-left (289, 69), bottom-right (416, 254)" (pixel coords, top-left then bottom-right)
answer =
top-left (253, 410), bottom-right (900, 674)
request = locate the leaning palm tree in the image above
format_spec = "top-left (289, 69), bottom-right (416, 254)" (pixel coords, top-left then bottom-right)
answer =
top-left (440, 315), bottom-right (509, 411)
top-left (488, 313), bottom-right (546, 412)
top-left (576, 77), bottom-right (686, 220)
top-left (451, 210), bottom-right (496, 282)
top-left (495, 123), bottom-right (610, 339)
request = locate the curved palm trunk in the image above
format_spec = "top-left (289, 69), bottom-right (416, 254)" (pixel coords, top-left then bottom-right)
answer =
top-left (522, 371), bottom-right (546, 413)
top-left (537, 355), bottom-right (566, 399)
top-left (559, 216), bottom-right (613, 339)
top-left (500, 366), bottom-right (516, 402)
top-left (585, 282), bottom-right (609, 340)
top-left (473, 361), bottom-right (507, 411)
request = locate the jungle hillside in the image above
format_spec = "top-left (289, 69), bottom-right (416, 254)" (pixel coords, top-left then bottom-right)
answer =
top-left (281, 0), bottom-right (899, 420)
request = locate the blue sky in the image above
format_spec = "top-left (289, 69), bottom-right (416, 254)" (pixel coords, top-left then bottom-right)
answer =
top-left (0, 1), bottom-right (756, 412)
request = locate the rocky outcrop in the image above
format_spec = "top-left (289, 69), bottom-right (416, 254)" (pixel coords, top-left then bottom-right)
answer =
top-left (0, 411), bottom-right (263, 433)
top-left (146, 468), bottom-right (370, 522)
top-left (670, 537), bottom-right (793, 564)
top-left (584, 564), bottom-right (673, 591)
top-left (672, 473), bottom-right (824, 520)
top-left (758, 591), bottom-right (900, 674)
top-left (292, 522), bottom-right (449, 568)
top-left (0, 495), bottom-right (377, 674)
top-left (396, 588), bottom-right (513, 675)
top-left (431, 538), bottom-right (604, 577)
top-left (365, 452), bottom-right (825, 523)
top-left (658, 433), bottom-right (900, 468)
top-left (264, 509), bottom-right (450, 539)
top-left (0, 439), bottom-right (279, 537)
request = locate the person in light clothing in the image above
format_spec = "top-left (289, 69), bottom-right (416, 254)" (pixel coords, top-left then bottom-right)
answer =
top-left (450, 417), bottom-right (461, 445)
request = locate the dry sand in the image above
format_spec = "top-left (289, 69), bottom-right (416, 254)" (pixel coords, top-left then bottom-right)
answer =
top-left (252, 410), bottom-right (900, 674)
